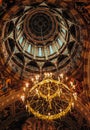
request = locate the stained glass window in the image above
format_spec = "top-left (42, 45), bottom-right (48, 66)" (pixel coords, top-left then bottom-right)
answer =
top-left (38, 48), bottom-right (42, 56)
top-left (19, 37), bottom-right (23, 44)
top-left (49, 45), bottom-right (53, 54)
top-left (58, 38), bottom-right (63, 47)
top-left (27, 45), bottom-right (31, 53)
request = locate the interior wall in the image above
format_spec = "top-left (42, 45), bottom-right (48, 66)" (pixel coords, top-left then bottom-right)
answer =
top-left (88, 52), bottom-right (90, 89)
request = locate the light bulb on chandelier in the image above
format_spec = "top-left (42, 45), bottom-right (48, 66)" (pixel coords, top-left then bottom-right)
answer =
top-left (21, 72), bottom-right (78, 120)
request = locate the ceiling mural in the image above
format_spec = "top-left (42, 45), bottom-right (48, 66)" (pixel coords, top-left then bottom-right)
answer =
top-left (0, 0), bottom-right (90, 130)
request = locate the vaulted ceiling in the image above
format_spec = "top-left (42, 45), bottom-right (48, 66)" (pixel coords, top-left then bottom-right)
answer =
top-left (0, 0), bottom-right (90, 130)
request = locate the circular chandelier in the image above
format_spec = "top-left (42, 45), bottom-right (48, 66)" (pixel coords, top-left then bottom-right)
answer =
top-left (21, 73), bottom-right (77, 120)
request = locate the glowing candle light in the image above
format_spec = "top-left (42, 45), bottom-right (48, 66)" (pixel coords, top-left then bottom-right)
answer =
top-left (70, 81), bottom-right (73, 86)
top-left (72, 102), bottom-right (74, 108)
top-left (48, 112), bottom-right (51, 116)
top-left (21, 95), bottom-right (25, 102)
top-left (26, 82), bottom-right (29, 88)
top-left (23, 87), bottom-right (26, 91)
top-left (60, 73), bottom-right (63, 79)
top-left (73, 92), bottom-right (77, 100)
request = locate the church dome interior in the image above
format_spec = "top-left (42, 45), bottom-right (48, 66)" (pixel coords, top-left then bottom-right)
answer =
top-left (0, 0), bottom-right (90, 130)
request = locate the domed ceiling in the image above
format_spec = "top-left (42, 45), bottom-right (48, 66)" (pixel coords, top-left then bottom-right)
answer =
top-left (0, 1), bottom-right (84, 81)
top-left (0, 0), bottom-right (90, 130)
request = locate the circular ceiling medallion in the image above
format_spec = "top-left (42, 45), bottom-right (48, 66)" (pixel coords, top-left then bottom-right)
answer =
top-left (24, 8), bottom-right (57, 45)
top-left (29, 13), bottom-right (52, 36)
